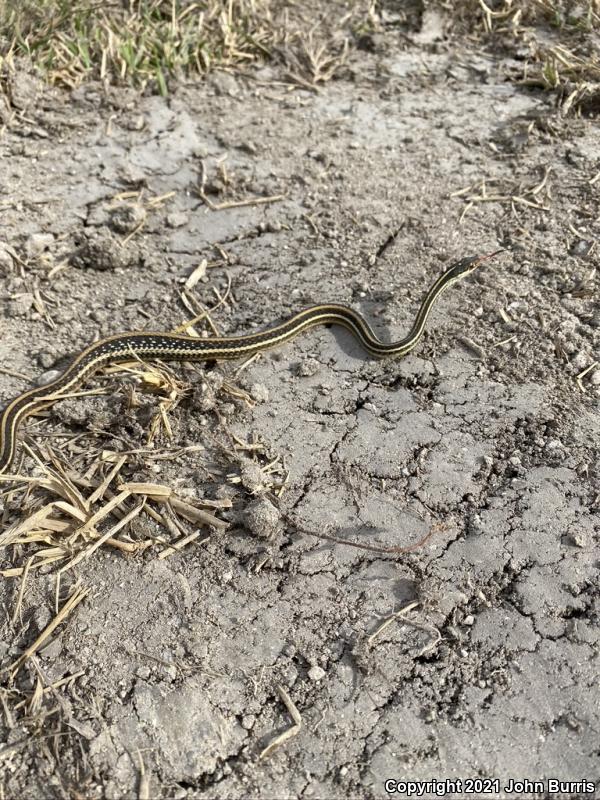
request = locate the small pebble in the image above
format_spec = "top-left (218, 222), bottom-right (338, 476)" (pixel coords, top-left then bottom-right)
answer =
top-left (167, 211), bottom-right (188, 228)
top-left (26, 232), bottom-right (54, 258)
top-left (219, 403), bottom-right (235, 418)
top-left (571, 351), bottom-right (589, 370)
top-left (37, 369), bottom-right (63, 387)
top-left (210, 71), bottom-right (239, 96)
top-left (37, 352), bottom-right (56, 369)
top-left (249, 383), bottom-right (269, 403)
top-left (307, 665), bottom-right (326, 682)
top-left (568, 531), bottom-right (588, 548)
top-left (362, 402), bottom-right (380, 415)
top-left (123, 114), bottom-right (145, 132)
top-left (296, 358), bottom-right (320, 377)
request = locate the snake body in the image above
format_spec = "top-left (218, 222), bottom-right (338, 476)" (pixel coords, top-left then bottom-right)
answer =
top-left (0, 252), bottom-right (501, 475)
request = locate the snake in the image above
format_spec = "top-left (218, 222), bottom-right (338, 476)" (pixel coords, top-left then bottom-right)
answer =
top-left (0, 251), bottom-right (502, 475)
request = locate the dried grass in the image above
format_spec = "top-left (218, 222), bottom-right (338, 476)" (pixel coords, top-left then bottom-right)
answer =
top-left (476, 0), bottom-right (600, 115)
top-left (367, 0), bottom-right (600, 114)
top-left (0, 0), bottom-right (367, 97)
top-left (0, 455), bottom-right (229, 587)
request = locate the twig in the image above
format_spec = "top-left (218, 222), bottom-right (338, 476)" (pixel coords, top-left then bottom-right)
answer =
top-left (200, 192), bottom-right (285, 212)
top-left (7, 586), bottom-right (89, 678)
top-left (159, 531), bottom-right (209, 559)
top-left (576, 361), bottom-right (599, 391)
top-left (367, 601), bottom-right (420, 645)
top-left (366, 601), bottom-right (442, 657)
top-left (258, 685), bottom-right (302, 760)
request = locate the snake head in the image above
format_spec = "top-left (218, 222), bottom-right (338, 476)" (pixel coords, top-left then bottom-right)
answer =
top-left (451, 249), bottom-right (505, 278)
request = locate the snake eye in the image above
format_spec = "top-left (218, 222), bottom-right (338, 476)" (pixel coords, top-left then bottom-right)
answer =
top-left (450, 255), bottom-right (480, 277)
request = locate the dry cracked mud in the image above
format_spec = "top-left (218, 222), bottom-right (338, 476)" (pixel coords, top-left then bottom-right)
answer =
top-left (0, 12), bottom-right (598, 800)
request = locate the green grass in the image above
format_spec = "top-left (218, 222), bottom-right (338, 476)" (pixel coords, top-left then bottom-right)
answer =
top-left (0, 0), bottom-right (276, 95)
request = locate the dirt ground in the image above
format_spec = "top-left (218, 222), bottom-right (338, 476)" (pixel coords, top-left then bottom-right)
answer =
top-left (0, 8), bottom-right (599, 800)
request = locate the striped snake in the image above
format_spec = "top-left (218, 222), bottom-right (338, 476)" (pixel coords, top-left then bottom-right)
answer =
top-left (0, 251), bottom-right (502, 475)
